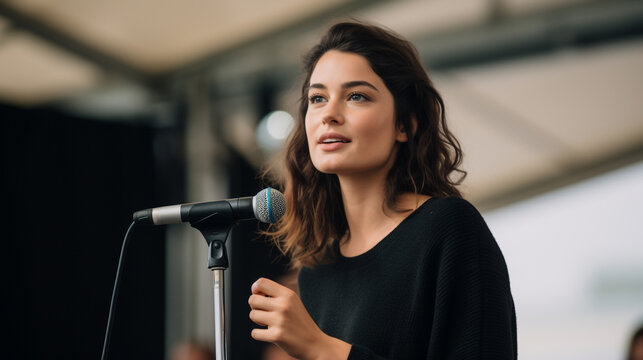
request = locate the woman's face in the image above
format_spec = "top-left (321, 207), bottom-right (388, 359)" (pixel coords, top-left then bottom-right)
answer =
top-left (305, 50), bottom-right (406, 176)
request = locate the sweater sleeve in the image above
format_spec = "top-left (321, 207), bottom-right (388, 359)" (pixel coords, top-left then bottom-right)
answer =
top-left (425, 198), bottom-right (517, 359)
top-left (347, 198), bottom-right (517, 360)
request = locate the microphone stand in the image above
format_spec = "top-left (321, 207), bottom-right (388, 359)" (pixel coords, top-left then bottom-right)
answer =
top-left (190, 209), bottom-right (236, 360)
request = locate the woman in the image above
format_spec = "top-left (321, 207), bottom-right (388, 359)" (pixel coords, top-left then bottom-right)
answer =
top-left (248, 21), bottom-right (517, 360)
top-left (628, 325), bottom-right (643, 360)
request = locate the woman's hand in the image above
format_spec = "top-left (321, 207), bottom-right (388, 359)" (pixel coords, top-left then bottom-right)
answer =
top-left (248, 277), bottom-right (351, 360)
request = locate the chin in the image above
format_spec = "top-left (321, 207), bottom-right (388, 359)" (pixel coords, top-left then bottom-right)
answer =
top-left (311, 161), bottom-right (345, 175)
top-left (313, 166), bottom-right (341, 175)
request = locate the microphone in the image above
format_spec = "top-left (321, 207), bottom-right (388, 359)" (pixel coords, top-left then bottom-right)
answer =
top-left (133, 187), bottom-right (285, 225)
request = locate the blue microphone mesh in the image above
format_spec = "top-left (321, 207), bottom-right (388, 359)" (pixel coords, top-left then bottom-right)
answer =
top-left (254, 188), bottom-right (286, 223)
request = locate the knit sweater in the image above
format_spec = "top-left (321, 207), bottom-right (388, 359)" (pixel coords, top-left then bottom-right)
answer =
top-left (298, 196), bottom-right (517, 359)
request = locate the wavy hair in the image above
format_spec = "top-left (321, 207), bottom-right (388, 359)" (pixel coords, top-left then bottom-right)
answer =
top-left (266, 21), bottom-right (465, 268)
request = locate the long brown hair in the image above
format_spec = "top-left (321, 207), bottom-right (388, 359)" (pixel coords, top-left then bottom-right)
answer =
top-left (267, 21), bottom-right (465, 268)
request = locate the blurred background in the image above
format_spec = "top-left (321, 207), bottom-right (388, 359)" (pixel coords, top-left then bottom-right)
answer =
top-left (2, 0), bottom-right (642, 359)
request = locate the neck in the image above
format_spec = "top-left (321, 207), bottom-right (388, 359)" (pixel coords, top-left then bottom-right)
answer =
top-left (336, 171), bottom-right (420, 257)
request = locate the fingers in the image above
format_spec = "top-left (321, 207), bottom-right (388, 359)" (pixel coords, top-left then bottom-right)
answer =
top-left (248, 293), bottom-right (279, 311)
top-left (251, 328), bottom-right (276, 343)
top-left (251, 326), bottom-right (290, 344)
top-left (249, 309), bottom-right (274, 327)
top-left (248, 277), bottom-right (299, 346)
top-left (252, 277), bottom-right (286, 297)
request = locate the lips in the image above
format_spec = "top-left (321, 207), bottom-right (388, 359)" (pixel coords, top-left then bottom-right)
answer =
top-left (318, 133), bottom-right (351, 144)
top-left (317, 132), bottom-right (351, 151)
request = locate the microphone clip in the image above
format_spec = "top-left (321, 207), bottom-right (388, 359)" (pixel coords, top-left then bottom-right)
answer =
top-left (189, 202), bottom-right (236, 270)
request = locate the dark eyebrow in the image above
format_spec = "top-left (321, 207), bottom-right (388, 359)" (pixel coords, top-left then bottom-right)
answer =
top-left (308, 80), bottom-right (379, 92)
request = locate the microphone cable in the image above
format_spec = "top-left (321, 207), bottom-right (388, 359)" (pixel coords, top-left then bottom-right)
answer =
top-left (100, 220), bottom-right (137, 360)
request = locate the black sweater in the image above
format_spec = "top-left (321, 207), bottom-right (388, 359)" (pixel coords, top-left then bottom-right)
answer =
top-left (298, 197), bottom-right (517, 359)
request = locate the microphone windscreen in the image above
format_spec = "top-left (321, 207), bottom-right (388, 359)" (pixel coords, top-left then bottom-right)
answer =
top-left (254, 187), bottom-right (286, 223)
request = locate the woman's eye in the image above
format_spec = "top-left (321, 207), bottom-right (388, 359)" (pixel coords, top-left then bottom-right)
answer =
top-left (349, 93), bottom-right (368, 102)
top-left (309, 95), bottom-right (325, 104)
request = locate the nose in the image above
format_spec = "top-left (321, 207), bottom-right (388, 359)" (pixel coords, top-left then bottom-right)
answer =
top-left (321, 99), bottom-right (344, 125)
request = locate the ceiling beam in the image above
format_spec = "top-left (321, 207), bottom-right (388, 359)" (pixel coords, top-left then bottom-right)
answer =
top-left (477, 141), bottom-right (643, 212)
top-left (0, 2), bottom-right (151, 85)
top-left (416, 0), bottom-right (643, 70)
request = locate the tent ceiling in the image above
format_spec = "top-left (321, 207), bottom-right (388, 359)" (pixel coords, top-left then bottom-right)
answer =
top-left (0, 0), bottom-right (641, 208)
top-left (438, 38), bottom-right (643, 205)
top-left (1, 0), bottom-right (622, 104)
top-left (1, 0), bottom-right (354, 73)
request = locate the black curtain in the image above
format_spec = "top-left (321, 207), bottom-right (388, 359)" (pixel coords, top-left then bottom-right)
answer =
top-left (3, 103), bottom-right (173, 359)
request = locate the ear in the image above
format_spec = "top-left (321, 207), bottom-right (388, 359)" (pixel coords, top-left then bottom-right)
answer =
top-left (396, 116), bottom-right (417, 143)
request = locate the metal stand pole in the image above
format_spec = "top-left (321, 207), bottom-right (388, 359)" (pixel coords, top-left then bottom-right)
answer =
top-left (190, 209), bottom-right (234, 360)
top-left (213, 269), bottom-right (226, 360)
top-left (207, 238), bottom-right (230, 360)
